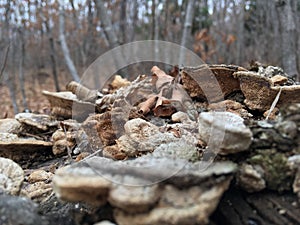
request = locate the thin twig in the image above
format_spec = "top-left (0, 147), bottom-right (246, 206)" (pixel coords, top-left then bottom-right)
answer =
top-left (19, 132), bottom-right (44, 140)
top-left (0, 43), bottom-right (10, 82)
top-left (62, 124), bottom-right (73, 160)
top-left (266, 87), bottom-right (282, 120)
top-left (82, 148), bottom-right (103, 161)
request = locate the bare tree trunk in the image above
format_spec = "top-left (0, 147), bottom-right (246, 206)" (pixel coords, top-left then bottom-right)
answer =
top-left (296, 1), bottom-right (300, 78)
top-left (265, 0), bottom-right (279, 64)
top-left (180, 0), bottom-right (195, 49)
top-left (70, 0), bottom-right (87, 68)
top-left (236, 0), bottom-right (245, 65)
top-left (154, 3), bottom-right (159, 41)
top-left (129, 0), bottom-right (138, 42)
top-left (5, 72), bottom-right (18, 114)
top-left (17, 28), bottom-right (28, 110)
top-left (149, 0), bottom-right (160, 62)
top-left (0, 44), bottom-right (10, 82)
top-left (46, 21), bottom-right (60, 91)
top-left (38, 3), bottom-right (60, 92)
top-left (151, 0), bottom-right (156, 40)
top-left (120, 0), bottom-right (127, 44)
top-left (58, 0), bottom-right (80, 82)
top-left (275, 0), bottom-right (299, 79)
top-left (83, 0), bottom-right (93, 66)
top-left (3, 0), bottom-right (18, 114)
top-left (163, 0), bottom-right (169, 41)
top-left (94, 0), bottom-right (128, 76)
top-left (94, 0), bottom-right (119, 49)
top-left (6, 41), bottom-right (19, 114)
top-left (180, 0), bottom-right (195, 64)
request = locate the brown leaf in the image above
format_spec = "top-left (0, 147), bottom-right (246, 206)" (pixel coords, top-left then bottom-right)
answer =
top-left (150, 66), bottom-right (197, 118)
top-left (166, 127), bottom-right (181, 138)
top-left (109, 75), bottom-right (131, 92)
top-left (103, 145), bottom-right (127, 160)
top-left (153, 104), bottom-right (176, 117)
top-left (151, 66), bottom-right (174, 91)
top-left (153, 93), bottom-right (176, 117)
top-left (168, 65), bottom-right (180, 78)
top-left (170, 83), bottom-right (198, 120)
top-left (138, 95), bottom-right (158, 115)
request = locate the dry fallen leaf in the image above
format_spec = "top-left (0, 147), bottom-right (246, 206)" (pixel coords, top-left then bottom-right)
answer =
top-left (109, 75), bottom-right (131, 93)
top-left (138, 66), bottom-right (198, 118)
top-left (138, 95), bottom-right (158, 115)
top-left (151, 66), bottom-right (174, 91)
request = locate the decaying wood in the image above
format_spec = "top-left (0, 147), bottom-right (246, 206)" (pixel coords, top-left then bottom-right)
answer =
top-left (181, 64), bottom-right (300, 112)
top-left (234, 71), bottom-right (300, 111)
top-left (0, 139), bottom-right (53, 165)
top-left (213, 188), bottom-right (300, 225)
top-left (42, 91), bottom-right (95, 120)
top-left (66, 81), bottom-right (99, 103)
top-left (181, 64), bottom-right (246, 102)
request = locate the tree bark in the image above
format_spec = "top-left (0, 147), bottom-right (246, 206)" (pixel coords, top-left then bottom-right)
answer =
top-left (120, 0), bottom-right (127, 44)
top-left (275, 0), bottom-right (299, 80)
top-left (38, 3), bottom-right (60, 92)
top-left (236, 0), bottom-right (245, 65)
top-left (69, 0), bottom-right (87, 68)
top-left (3, 0), bottom-right (18, 114)
top-left (94, 0), bottom-right (127, 76)
top-left (6, 42), bottom-right (19, 114)
top-left (17, 28), bottom-right (28, 110)
top-left (5, 72), bottom-right (18, 114)
top-left (180, 0), bottom-right (195, 64)
top-left (83, 0), bottom-right (94, 66)
top-left (181, 0), bottom-right (195, 48)
top-left (129, 0), bottom-right (138, 42)
top-left (0, 44), bottom-right (10, 82)
top-left (45, 20), bottom-right (60, 91)
top-left (163, 0), bottom-right (169, 41)
top-left (94, 0), bottom-right (119, 49)
top-left (151, 0), bottom-right (156, 40)
top-left (212, 188), bottom-right (300, 225)
top-left (58, 0), bottom-right (80, 82)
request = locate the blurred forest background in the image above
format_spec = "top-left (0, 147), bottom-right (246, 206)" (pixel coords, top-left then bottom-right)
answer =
top-left (0, 0), bottom-right (299, 117)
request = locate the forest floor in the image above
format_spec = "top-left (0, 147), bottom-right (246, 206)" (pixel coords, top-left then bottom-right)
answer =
top-left (0, 69), bottom-right (72, 118)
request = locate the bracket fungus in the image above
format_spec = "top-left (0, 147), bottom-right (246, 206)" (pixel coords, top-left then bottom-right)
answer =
top-left (42, 90), bottom-right (96, 120)
top-left (198, 112), bottom-right (252, 155)
top-left (0, 138), bottom-right (52, 164)
top-left (0, 157), bottom-right (24, 195)
top-left (15, 113), bottom-right (58, 132)
top-left (0, 118), bottom-right (21, 134)
top-left (181, 64), bottom-right (246, 102)
top-left (181, 64), bottom-right (300, 113)
top-left (234, 71), bottom-right (300, 111)
top-left (53, 156), bottom-right (237, 225)
top-left (288, 155), bottom-right (300, 200)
